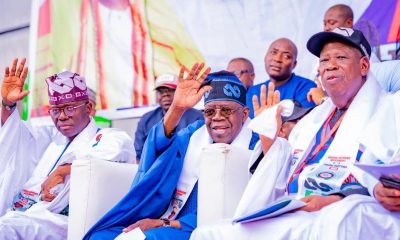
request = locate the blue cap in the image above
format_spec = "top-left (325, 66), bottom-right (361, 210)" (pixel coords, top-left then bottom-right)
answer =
top-left (203, 71), bottom-right (247, 106)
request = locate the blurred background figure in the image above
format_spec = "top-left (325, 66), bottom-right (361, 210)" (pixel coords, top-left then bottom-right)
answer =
top-left (227, 57), bottom-right (255, 90)
top-left (133, 74), bottom-right (203, 162)
top-left (87, 88), bottom-right (97, 117)
top-left (279, 101), bottom-right (313, 139)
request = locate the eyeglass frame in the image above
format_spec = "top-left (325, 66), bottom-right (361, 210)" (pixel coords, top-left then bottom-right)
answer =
top-left (48, 102), bottom-right (88, 118)
top-left (203, 106), bottom-right (243, 118)
top-left (229, 69), bottom-right (253, 78)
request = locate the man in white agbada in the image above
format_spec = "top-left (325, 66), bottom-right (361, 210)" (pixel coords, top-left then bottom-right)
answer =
top-left (307, 90), bottom-right (400, 239)
top-left (191, 28), bottom-right (387, 239)
top-left (0, 58), bottom-right (135, 239)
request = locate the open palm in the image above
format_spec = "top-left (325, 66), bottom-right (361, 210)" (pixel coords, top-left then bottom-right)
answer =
top-left (252, 82), bottom-right (280, 117)
top-left (172, 63), bottom-right (212, 109)
top-left (1, 58), bottom-right (29, 104)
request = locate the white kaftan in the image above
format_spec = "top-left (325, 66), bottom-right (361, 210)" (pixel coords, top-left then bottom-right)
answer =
top-left (191, 75), bottom-right (386, 240)
top-left (0, 110), bottom-right (135, 239)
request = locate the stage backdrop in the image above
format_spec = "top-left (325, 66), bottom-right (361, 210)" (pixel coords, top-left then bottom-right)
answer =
top-left (28, 0), bottom-right (400, 117)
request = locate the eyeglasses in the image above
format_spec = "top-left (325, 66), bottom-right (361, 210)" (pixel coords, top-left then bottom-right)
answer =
top-left (48, 103), bottom-right (87, 118)
top-left (156, 88), bottom-right (175, 95)
top-left (204, 106), bottom-right (242, 118)
top-left (230, 70), bottom-right (252, 78)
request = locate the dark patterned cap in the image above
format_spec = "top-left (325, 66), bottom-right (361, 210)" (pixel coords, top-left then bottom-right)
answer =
top-left (203, 71), bottom-right (246, 106)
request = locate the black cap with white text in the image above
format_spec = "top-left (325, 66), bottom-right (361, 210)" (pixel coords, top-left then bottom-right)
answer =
top-left (307, 27), bottom-right (372, 58)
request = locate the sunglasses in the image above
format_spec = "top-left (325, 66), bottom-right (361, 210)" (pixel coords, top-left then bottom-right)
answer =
top-left (203, 106), bottom-right (242, 118)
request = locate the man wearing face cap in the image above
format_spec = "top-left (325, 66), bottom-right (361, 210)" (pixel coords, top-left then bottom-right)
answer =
top-left (190, 27), bottom-right (389, 240)
top-left (134, 73), bottom-right (203, 162)
top-left (83, 63), bottom-right (258, 240)
top-left (0, 58), bottom-right (135, 239)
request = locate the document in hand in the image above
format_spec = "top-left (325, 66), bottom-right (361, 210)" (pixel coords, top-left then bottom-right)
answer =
top-left (114, 228), bottom-right (146, 240)
top-left (354, 162), bottom-right (400, 190)
top-left (232, 197), bottom-right (306, 224)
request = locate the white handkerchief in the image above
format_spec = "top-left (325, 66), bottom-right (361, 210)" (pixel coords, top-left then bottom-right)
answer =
top-left (248, 100), bottom-right (294, 138)
top-left (114, 228), bottom-right (146, 240)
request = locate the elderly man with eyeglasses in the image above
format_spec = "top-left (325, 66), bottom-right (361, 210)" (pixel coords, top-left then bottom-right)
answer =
top-left (83, 64), bottom-right (258, 240)
top-left (0, 58), bottom-right (135, 239)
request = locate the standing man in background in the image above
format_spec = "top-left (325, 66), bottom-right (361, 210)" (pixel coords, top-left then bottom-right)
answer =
top-left (308, 4), bottom-right (400, 106)
top-left (323, 4), bottom-right (353, 32)
top-left (246, 38), bottom-right (316, 118)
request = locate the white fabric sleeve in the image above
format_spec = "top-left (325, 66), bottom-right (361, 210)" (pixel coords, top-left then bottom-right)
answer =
top-left (0, 110), bottom-right (55, 215)
top-left (234, 137), bottom-right (292, 218)
top-left (76, 128), bottom-right (135, 163)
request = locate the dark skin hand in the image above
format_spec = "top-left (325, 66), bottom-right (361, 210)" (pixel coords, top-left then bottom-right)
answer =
top-left (374, 183), bottom-right (400, 211)
top-left (1, 58), bottom-right (29, 125)
top-left (299, 195), bottom-right (342, 212)
top-left (41, 164), bottom-right (71, 202)
top-left (123, 218), bottom-right (181, 233)
top-left (252, 82), bottom-right (281, 154)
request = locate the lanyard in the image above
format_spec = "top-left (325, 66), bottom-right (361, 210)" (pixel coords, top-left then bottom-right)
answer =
top-left (46, 127), bottom-right (100, 176)
top-left (287, 109), bottom-right (346, 193)
top-left (46, 141), bottom-right (72, 177)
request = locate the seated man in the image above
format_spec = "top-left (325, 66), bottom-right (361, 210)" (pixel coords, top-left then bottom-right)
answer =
top-left (307, 90), bottom-right (400, 240)
top-left (190, 28), bottom-right (386, 239)
top-left (134, 73), bottom-right (203, 162)
top-left (83, 64), bottom-right (257, 240)
top-left (0, 58), bottom-right (135, 239)
top-left (246, 38), bottom-right (316, 118)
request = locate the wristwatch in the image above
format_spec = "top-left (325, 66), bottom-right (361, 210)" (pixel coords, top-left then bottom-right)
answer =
top-left (161, 218), bottom-right (171, 227)
top-left (1, 100), bottom-right (17, 111)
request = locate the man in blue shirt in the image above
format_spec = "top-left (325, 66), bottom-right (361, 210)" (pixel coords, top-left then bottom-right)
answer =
top-left (247, 38), bottom-right (316, 118)
top-left (134, 73), bottom-right (203, 161)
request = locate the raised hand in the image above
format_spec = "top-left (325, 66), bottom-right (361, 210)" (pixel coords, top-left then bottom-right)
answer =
top-left (251, 82), bottom-right (282, 153)
top-left (307, 77), bottom-right (326, 105)
top-left (1, 58), bottom-right (30, 105)
top-left (163, 63), bottom-right (211, 137)
top-left (252, 82), bottom-right (280, 117)
top-left (172, 63), bottom-right (212, 110)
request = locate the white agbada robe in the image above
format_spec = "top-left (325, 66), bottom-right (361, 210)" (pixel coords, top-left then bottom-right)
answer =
top-left (0, 110), bottom-right (135, 239)
top-left (307, 91), bottom-right (400, 240)
top-left (191, 75), bottom-right (386, 240)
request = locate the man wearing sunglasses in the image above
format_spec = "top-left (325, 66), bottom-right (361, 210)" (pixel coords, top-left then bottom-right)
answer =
top-left (83, 64), bottom-right (258, 240)
top-left (0, 58), bottom-right (135, 239)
